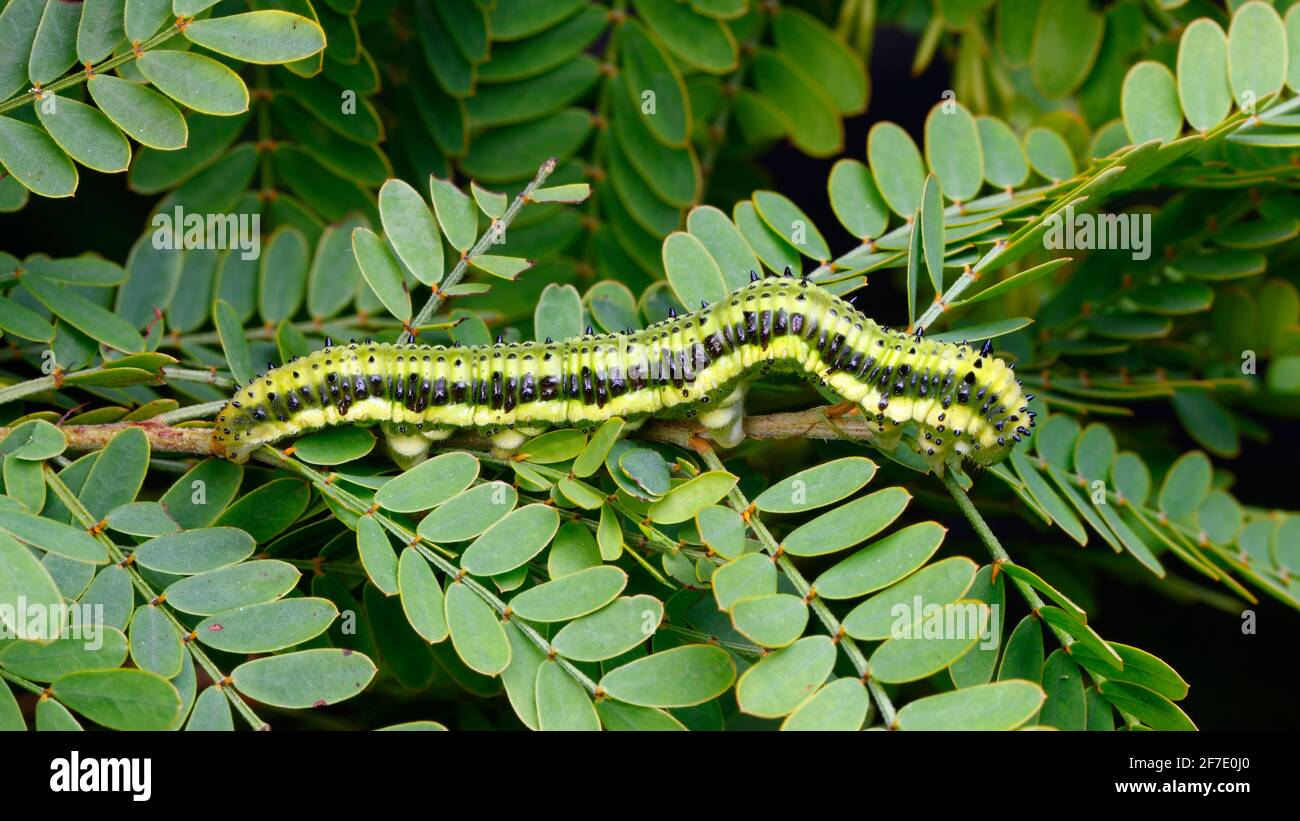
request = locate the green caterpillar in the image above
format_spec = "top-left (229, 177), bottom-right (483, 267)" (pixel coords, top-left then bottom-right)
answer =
top-left (213, 272), bottom-right (1034, 470)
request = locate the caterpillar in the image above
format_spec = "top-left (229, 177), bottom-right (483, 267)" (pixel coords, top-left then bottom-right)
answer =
top-left (212, 272), bottom-right (1034, 470)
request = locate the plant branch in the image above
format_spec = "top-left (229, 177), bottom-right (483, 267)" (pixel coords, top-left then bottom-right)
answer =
top-left (941, 468), bottom-right (1074, 650)
top-left (696, 444), bottom-right (897, 728)
top-left (0, 24), bottom-right (184, 116)
top-left (401, 159), bottom-right (559, 344)
top-left (41, 466), bottom-right (267, 730)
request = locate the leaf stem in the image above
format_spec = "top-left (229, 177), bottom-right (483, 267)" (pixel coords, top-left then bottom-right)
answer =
top-left (697, 444), bottom-right (896, 727)
top-left (258, 447), bottom-right (601, 696)
top-left (41, 465), bottom-right (268, 730)
top-left (401, 159), bottom-right (559, 344)
top-left (0, 25), bottom-right (184, 116)
top-left (941, 468), bottom-right (1074, 650)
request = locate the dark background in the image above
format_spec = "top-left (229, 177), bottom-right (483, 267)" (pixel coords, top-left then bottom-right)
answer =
top-left (3, 25), bottom-right (1296, 731)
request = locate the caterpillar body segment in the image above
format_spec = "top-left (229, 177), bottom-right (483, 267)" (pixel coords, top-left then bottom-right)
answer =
top-left (212, 275), bottom-right (1034, 469)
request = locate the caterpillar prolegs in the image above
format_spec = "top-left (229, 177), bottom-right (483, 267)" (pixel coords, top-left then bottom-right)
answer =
top-left (212, 273), bottom-right (1035, 470)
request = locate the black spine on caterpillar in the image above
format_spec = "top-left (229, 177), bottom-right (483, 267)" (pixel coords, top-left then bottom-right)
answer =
top-left (211, 277), bottom-right (1032, 466)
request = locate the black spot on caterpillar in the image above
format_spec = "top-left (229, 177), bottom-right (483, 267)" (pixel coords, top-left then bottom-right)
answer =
top-left (212, 274), bottom-right (1033, 468)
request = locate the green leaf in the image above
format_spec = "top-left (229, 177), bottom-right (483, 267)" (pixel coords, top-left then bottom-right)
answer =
top-left (1070, 641), bottom-right (1189, 702)
top-left (28, 0), bottom-right (81, 85)
top-left (783, 487), bottom-right (910, 557)
top-left (429, 176), bottom-right (478, 253)
top-left (925, 102), bottom-right (983, 202)
top-left (35, 94), bottom-right (131, 174)
top-left (868, 122), bottom-right (925, 216)
top-left (998, 614), bottom-right (1044, 684)
top-left (0, 295), bottom-right (55, 341)
top-left (771, 8), bottom-right (866, 115)
top-left (0, 113), bottom-right (78, 197)
top-left (1023, 127), bottom-right (1076, 181)
top-left (596, 698), bottom-right (686, 730)
top-left (844, 556), bottom-right (978, 640)
top-left (258, 226), bottom-right (310, 324)
top-left (444, 581), bottom-right (510, 675)
top-left (736, 635), bottom-right (835, 718)
top-left (751, 49), bottom-right (841, 157)
top-left (534, 283), bottom-right (585, 343)
top-left (231, 648), bottom-right (377, 708)
top-left (469, 254), bottom-right (532, 280)
top-left (36, 697), bottom-right (83, 730)
top-left (551, 594), bottom-right (662, 661)
top-left (186, 686), bottom-right (234, 731)
top-left (1098, 680), bottom-right (1196, 730)
top-left (1172, 391), bottom-right (1240, 458)
top-left (510, 566), bottom-right (627, 623)
top-left (1122, 62), bottom-right (1182, 144)
top-left (87, 75), bottom-right (187, 151)
top-left (695, 504), bottom-right (744, 560)
top-left (292, 427), bottom-right (376, 465)
top-left (0, 628), bottom-right (127, 681)
top-left (183, 10), bottom-right (326, 64)
top-left (213, 298), bottom-right (253, 386)
top-left (815, 521), bottom-right (947, 599)
top-left (647, 471), bottom-right (737, 524)
top-left (618, 19), bottom-right (690, 147)
top-left (573, 418), bottom-right (625, 479)
top-left (734, 199), bottom-right (801, 274)
top-left (1031, 0), bottom-right (1103, 98)
top-left (51, 669), bottom-right (181, 730)
top-left (753, 190), bottom-right (832, 262)
top-left (664, 231), bottom-right (728, 308)
top-left (196, 598), bottom-right (336, 653)
top-left (976, 115), bottom-right (1029, 189)
top-left (378, 178), bottom-right (444, 287)
top-left (460, 503), bottom-right (560, 577)
top-left (1227, 1), bottom-right (1287, 109)
top-left (598, 644), bottom-right (735, 708)
top-left (500, 622), bottom-right (545, 729)
top-left (896, 680), bottom-right (1045, 730)
top-left (0, 508), bottom-right (107, 564)
top-left (630, 0), bottom-right (737, 74)
top-left (137, 50), bottom-right (250, 116)
top-left (163, 560), bottom-right (300, 616)
top-left (713, 552), bottom-right (776, 611)
top-left (124, 0), bottom-right (169, 42)
top-left (780, 678), bottom-right (870, 731)
top-left (80, 565), bottom-right (133, 632)
top-left (0, 532), bottom-right (63, 640)
top-left (375, 452), bottom-right (479, 513)
top-left (1038, 650), bottom-right (1086, 730)
top-left (23, 272), bottom-right (144, 352)
top-left (1158, 450), bottom-right (1212, 527)
top-left (132, 527), bottom-right (254, 575)
top-left (535, 660), bottom-right (599, 730)
top-left (828, 159), bottom-right (890, 240)
top-left (1010, 451), bottom-right (1087, 545)
top-left (417, 482), bottom-right (517, 542)
top-left (1178, 19), bottom-right (1232, 132)
top-left (0, 419), bottom-right (66, 460)
top-left (731, 593), bottom-right (807, 648)
top-left (129, 603), bottom-right (183, 677)
top-left (686, 205), bottom-right (758, 291)
top-left (920, 175), bottom-right (945, 295)
top-left (871, 600), bottom-right (989, 684)
top-left (0, 0), bottom-right (45, 99)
